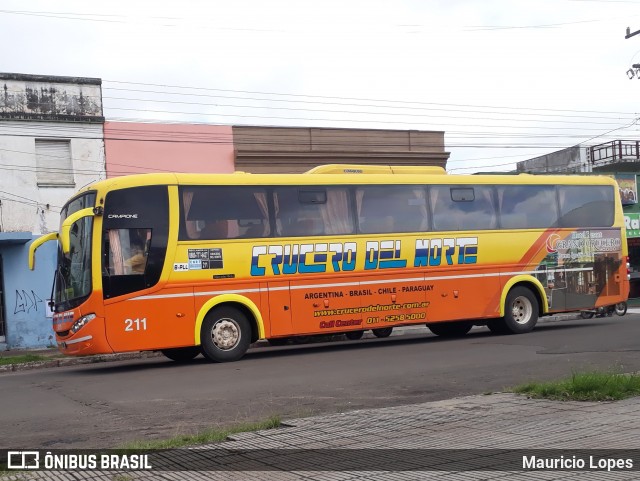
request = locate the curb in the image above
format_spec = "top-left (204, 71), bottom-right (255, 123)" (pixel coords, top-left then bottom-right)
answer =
top-left (0, 312), bottom-right (584, 373)
top-left (0, 351), bottom-right (163, 373)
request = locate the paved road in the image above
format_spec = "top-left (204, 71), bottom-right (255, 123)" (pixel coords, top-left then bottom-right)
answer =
top-left (2, 313), bottom-right (640, 449)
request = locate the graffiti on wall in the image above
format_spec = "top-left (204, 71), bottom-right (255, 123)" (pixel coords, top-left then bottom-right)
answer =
top-left (14, 289), bottom-right (43, 314)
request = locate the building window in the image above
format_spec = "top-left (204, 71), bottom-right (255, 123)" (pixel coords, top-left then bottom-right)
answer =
top-left (35, 139), bottom-right (75, 187)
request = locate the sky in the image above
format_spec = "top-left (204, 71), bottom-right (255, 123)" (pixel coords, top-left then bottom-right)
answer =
top-left (2, 0), bottom-right (640, 173)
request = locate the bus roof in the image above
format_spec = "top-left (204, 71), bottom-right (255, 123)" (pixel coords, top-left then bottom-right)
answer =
top-left (76, 165), bottom-right (619, 195)
top-left (305, 164), bottom-right (447, 175)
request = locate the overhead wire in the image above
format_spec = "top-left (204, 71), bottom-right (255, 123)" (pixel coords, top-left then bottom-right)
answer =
top-left (3, 82), bottom-right (636, 150)
top-left (1, 6), bottom-right (638, 217)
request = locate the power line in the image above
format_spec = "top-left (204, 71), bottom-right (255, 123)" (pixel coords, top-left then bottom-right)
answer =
top-left (103, 79), bottom-right (638, 116)
top-left (98, 96), bottom-right (635, 127)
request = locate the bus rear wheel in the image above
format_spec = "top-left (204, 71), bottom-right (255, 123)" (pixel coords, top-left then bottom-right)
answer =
top-left (161, 346), bottom-right (201, 362)
top-left (494, 286), bottom-right (539, 334)
top-left (201, 306), bottom-right (251, 362)
top-left (372, 327), bottom-right (393, 338)
top-left (427, 322), bottom-right (472, 337)
top-left (345, 330), bottom-right (364, 340)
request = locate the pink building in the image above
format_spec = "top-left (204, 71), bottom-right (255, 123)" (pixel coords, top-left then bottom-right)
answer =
top-left (103, 122), bottom-right (235, 177)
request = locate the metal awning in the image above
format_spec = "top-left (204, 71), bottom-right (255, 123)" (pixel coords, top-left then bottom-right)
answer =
top-left (0, 232), bottom-right (35, 245)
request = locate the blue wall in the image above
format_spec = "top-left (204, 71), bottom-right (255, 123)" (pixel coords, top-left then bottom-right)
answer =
top-left (3, 238), bottom-right (57, 349)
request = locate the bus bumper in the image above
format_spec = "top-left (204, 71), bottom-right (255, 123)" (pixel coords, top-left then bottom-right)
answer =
top-left (56, 316), bottom-right (114, 356)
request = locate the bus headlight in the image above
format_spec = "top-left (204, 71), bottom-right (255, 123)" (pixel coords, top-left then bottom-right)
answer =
top-left (70, 313), bottom-right (96, 334)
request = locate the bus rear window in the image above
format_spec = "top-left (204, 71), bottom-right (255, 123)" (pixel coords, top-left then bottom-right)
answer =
top-left (558, 185), bottom-right (614, 227)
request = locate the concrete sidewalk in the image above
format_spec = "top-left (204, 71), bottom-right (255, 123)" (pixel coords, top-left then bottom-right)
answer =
top-left (4, 392), bottom-right (640, 480)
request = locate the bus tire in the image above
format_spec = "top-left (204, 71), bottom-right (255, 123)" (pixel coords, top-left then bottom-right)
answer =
top-left (501, 286), bottom-right (539, 334)
top-left (486, 319), bottom-right (510, 334)
top-left (372, 327), bottom-right (393, 338)
top-left (345, 330), bottom-right (364, 340)
top-left (161, 346), bottom-right (201, 362)
top-left (427, 322), bottom-right (472, 337)
top-left (200, 306), bottom-right (251, 362)
top-left (615, 302), bottom-right (628, 316)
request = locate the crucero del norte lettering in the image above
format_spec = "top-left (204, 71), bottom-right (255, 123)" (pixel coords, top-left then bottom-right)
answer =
top-left (250, 238), bottom-right (478, 276)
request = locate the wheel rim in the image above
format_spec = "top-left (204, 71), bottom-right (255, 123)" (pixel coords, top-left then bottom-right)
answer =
top-left (210, 318), bottom-right (241, 350)
top-left (511, 296), bottom-right (533, 325)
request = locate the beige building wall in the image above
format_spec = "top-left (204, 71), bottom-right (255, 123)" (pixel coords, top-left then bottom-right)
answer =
top-left (232, 126), bottom-right (449, 173)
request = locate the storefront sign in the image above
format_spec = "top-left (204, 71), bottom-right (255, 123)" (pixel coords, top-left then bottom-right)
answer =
top-left (615, 174), bottom-right (638, 205)
top-left (624, 212), bottom-right (640, 238)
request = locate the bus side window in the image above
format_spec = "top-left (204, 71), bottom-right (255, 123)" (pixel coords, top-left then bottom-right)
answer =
top-left (274, 187), bottom-right (353, 237)
top-left (558, 185), bottom-right (614, 228)
top-left (198, 221), bottom-right (229, 239)
top-left (181, 187), bottom-right (270, 240)
top-left (104, 228), bottom-right (150, 276)
top-left (357, 186), bottom-right (428, 234)
top-left (275, 195), bottom-right (325, 237)
top-left (430, 186), bottom-right (497, 231)
top-left (498, 185), bottom-right (558, 229)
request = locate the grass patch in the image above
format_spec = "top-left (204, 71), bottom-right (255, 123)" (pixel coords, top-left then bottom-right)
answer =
top-left (512, 371), bottom-right (640, 401)
top-left (0, 354), bottom-right (57, 366)
top-left (120, 415), bottom-right (282, 450)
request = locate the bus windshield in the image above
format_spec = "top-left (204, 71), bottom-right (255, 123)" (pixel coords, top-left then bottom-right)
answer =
top-left (54, 192), bottom-right (96, 311)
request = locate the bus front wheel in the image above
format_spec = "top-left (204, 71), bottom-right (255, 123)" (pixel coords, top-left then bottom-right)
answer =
top-left (201, 306), bottom-right (251, 362)
top-left (495, 286), bottom-right (539, 334)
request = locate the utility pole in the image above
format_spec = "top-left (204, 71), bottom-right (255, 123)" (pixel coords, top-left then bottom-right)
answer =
top-left (626, 27), bottom-right (640, 78)
top-left (626, 27), bottom-right (640, 39)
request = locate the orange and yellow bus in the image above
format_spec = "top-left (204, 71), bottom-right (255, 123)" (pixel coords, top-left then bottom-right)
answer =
top-left (29, 164), bottom-right (629, 362)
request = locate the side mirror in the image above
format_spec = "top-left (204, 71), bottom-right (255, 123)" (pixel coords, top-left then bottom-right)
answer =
top-left (59, 208), bottom-right (95, 254)
top-left (28, 232), bottom-right (58, 270)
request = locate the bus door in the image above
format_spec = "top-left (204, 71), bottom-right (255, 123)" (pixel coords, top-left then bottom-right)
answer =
top-left (267, 280), bottom-right (292, 337)
top-left (100, 186), bottom-right (192, 352)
